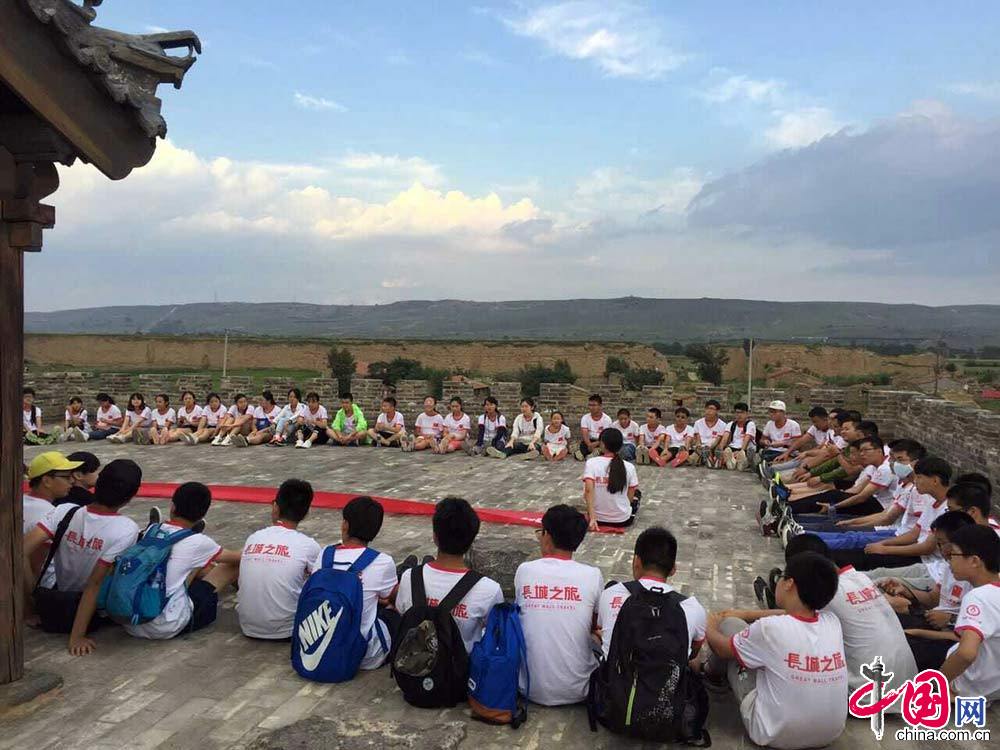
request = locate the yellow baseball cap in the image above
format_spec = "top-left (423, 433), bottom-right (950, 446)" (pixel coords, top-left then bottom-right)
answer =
top-left (26, 451), bottom-right (83, 480)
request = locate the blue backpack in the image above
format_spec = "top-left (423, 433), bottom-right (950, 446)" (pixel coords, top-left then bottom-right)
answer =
top-left (468, 602), bottom-right (530, 727)
top-left (291, 545), bottom-right (384, 683)
top-left (98, 523), bottom-right (198, 625)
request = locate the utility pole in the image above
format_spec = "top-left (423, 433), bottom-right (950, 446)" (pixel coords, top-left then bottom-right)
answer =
top-left (744, 338), bottom-right (754, 406)
top-left (222, 330), bottom-right (229, 378)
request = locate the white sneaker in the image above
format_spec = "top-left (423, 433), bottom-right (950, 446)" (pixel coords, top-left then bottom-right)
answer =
top-left (232, 434), bottom-right (248, 448)
top-left (211, 435), bottom-right (222, 446)
top-left (220, 435), bottom-right (232, 446)
top-left (295, 439), bottom-right (304, 448)
top-left (77, 428), bottom-right (90, 442)
top-left (302, 440), bottom-right (312, 449)
top-left (485, 446), bottom-right (506, 459)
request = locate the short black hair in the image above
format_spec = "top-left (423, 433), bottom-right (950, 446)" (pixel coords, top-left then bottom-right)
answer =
top-left (288, 387), bottom-right (301, 400)
top-left (382, 396), bottom-right (397, 407)
top-left (783, 551), bottom-right (839, 611)
top-left (840, 410), bottom-right (863, 425)
top-left (784, 533), bottom-right (830, 564)
top-left (172, 481), bottom-right (212, 522)
top-left (634, 526), bottom-right (677, 576)
top-left (342, 495), bottom-right (384, 542)
top-left (520, 396), bottom-right (535, 409)
top-left (67, 451), bottom-right (100, 474)
top-left (931, 510), bottom-right (975, 537)
top-left (261, 390), bottom-right (275, 404)
top-left (206, 391), bottom-right (221, 403)
top-left (306, 391), bottom-right (320, 402)
top-left (914, 456), bottom-right (953, 486)
top-left (69, 396), bottom-right (83, 406)
top-left (156, 393), bottom-right (170, 405)
top-left (852, 435), bottom-right (884, 452)
top-left (617, 407), bottom-right (630, 417)
top-left (830, 408), bottom-right (848, 421)
top-left (954, 473), bottom-right (993, 498)
top-left (705, 399), bottom-right (721, 410)
top-left (23, 386), bottom-right (35, 396)
top-left (96, 392), bottom-right (114, 404)
top-left (888, 438), bottom-right (926, 461)
top-left (588, 394), bottom-right (603, 404)
top-left (450, 396), bottom-right (463, 407)
top-left (947, 482), bottom-right (991, 517)
top-left (433, 497), bottom-right (480, 555)
top-left (733, 402), bottom-right (749, 412)
top-left (950, 524), bottom-right (1000, 573)
top-left (95, 459), bottom-right (142, 509)
top-left (808, 406), bottom-right (828, 418)
top-left (340, 391), bottom-right (354, 401)
top-left (646, 407), bottom-right (662, 418)
top-left (857, 420), bottom-right (880, 437)
top-left (542, 504), bottom-right (589, 552)
top-left (674, 406), bottom-right (690, 418)
top-left (275, 479), bottom-right (314, 524)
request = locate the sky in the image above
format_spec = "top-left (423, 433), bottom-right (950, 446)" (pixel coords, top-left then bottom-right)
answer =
top-left (25, 1), bottom-right (1000, 310)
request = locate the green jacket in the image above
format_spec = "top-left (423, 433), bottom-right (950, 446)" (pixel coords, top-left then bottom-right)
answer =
top-left (331, 403), bottom-right (367, 433)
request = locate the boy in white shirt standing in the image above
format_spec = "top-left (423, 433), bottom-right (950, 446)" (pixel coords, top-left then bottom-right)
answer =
top-left (940, 524), bottom-right (1000, 700)
top-left (515, 505), bottom-right (603, 706)
top-left (692, 399), bottom-right (729, 469)
top-left (311, 496), bottom-right (400, 668)
top-left (704, 551), bottom-right (848, 750)
top-left (238, 479), bottom-right (322, 640)
top-left (574, 394), bottom-right (612, 461)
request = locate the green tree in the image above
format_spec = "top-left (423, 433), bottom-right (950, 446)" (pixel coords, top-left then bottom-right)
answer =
top-left (684, 344), bottom-right (729, 386)
top-left (327, 346), bottom-right (356, 391)
top-left (605, 356), bottom-right (629, 376)
top-left (622, 367), bottom-right (664, 390)
top-left (514, 359), bottom-right (576, 397)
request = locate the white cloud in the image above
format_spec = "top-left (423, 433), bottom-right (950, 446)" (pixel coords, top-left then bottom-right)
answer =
top-left (144, 25), bottom-right (169, 34)
top-left (293, 91), bottom-right (347, 112)
top-left (764, 107), bottom-right (845, 149)
top-left (335, 153), bottom-right (444, 188)
top-left (572, 166), bottom-right (703, 219)
top-left (503, 1), bottom-right (685, 80)
top-left (381, 278), bottom-right (418, 289)
top-left (702, 74), bottom-right (785, 105)
top-left (948, 81), bottom-right (1000, 102)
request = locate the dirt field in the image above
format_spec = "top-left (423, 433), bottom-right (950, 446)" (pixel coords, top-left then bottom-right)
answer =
top-left (722, 344), bottom-right (936, 386)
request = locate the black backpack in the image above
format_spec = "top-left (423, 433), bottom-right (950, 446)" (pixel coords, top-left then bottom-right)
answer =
top-left (588, 582), bottom-right (711, 746)
top-left (390, 565), bottom-right (483, 708)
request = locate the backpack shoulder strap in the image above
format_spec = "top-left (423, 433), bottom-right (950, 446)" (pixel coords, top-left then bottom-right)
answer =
top-left (164, 527), bottom-right (198, 546)
top-left (321, 544), bottom-right (338, 570)
top-left (623, 580), bottom-right (645, 597)
top-left (36, 504), bottom-right (82, 589)
top-left (438, 570), bottom-right (483, 614)
top-left (348, 547), bottom-right (379, 574)
top-left (410, 564), bottom-right (428, 608)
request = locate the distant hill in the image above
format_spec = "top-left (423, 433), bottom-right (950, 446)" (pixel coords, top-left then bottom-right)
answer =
top-left (23, 298), bottom-right (1000, 346)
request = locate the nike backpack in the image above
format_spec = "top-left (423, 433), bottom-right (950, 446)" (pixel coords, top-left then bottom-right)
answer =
top-left (587, 582), bottom-right (711, 746)
top-left (97, 522), bottom-right (199, 625)
top-left (468, 602), bottom-right (529, 727)
top-left (291, 545), bottom-right (381, 683)
top-left (390, 564), bottom-right (482, 708)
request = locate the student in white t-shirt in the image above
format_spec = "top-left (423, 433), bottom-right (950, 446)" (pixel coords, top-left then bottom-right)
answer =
top-left (21, 459), bottom-right (143, 655)
top-left (598, 526), bottom-right (706, 660)
top-left (940, 524), bottom-right (1000, 700)
top-left (22, 452), bottom-right (81, 585)
top-left (311, 496), bottom-right (400, 668)
top-left (515, 505), bottom-right (603, 705)
top-left (583, 428), bottom-right (639, 530)
top-left (610, 408), bottom-right (640, 462)
top-left (542, 411), bottom-right (572, 462)
top-left (90, 392), bottom-right (124, 441)
top-left (395, 497), bottom-right (503, 653)
top-left (214, 393), bottom-right (254, 446)
top-left (758, 400), bottom-right (802, 461)
top-left (719, 402), bottom-right (757, 471)
top-left (124, 482), bottom-right (241, 641)
top-left (409, 396), bottom-right (445, 452)
top-left (270, 388), bottom-right (307, 445)
top-left (473, 396), bottom-right (507, 456)
top-left (705, 550), bottom-right (848, 750)
top-left (168, 390), bottom-right (204, 445)
top-left (664, 406), bottom-right (696, 468)
top-left (771, 406), bottom-right (833, 467)
top-left (61, 396), bottom-right (91, 442)
top-left (242, 390), bottom-right (280, 447)
top-left (637, 407), bottom-right (669, 467)
top-left (239, 479), bottom-right (322, 640)
top-left (692, 399), bottom-right (729, 468)
top-left (22, 386), bottom-right (58, 445)
top-left (437, 397), bottom-right (472, 454)
top-left (146, 393), bottom-right (177, 446)
top-left (495, 397), bottom-right (544, 459)
top-left (574, 394), bottom-right (612, 461)
top-left (192, 392), bottom-right (227, 444)
top-left (296, 391), bottom-right (331, 449)
top-left (367, 396), bottom-right (404, 448)
top-left (108, 392), bottom-right (151, 444)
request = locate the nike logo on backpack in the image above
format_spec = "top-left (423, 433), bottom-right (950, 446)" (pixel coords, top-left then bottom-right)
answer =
top-left (298, 601), bottom-right (344, 672)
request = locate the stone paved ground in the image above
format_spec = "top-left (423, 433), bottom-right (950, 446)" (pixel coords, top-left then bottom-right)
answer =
top-left (11, 442), bottom-right (998, 749)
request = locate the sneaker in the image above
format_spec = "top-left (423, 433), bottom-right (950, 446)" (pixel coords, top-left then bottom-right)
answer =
top-left (57, 428), bottom-right (71, 443)
top-left (636, 445), bottom-right (648, 465)
top-left (134, 430), bottom-right (150, 445)
top-left (78, 428), bottom-right (90, 442)
top-left (521, 447), bottom-right (539, 460)
top-left (462, 438), bottom-right (476, 456)
top-left (302, 440), bottom-right (313, 449)
top-left (723, 447), bottom-right (736, 470)
top-left (670, 449), bottom-right (689, 468)
top-left (780, 520), bottom-right (804, 549)
top-left (400, 434), bottom-right (413, 452)
top-left (573, 448), bottom-right (584, 461)
top-left (753, 576), bottom-right (770, 610)
top-left (211, 435), bottom-right (223, 446)
top-left (485, 446), bottom-right (506, 459)
top-left (735, 450), bottom-right (749, 472)
top-left (148, 506), bottom-right (162, 525)
top-left (232, 434), bottom-right (248, 448)
top-left (294, 439), bottom-right (304, 448)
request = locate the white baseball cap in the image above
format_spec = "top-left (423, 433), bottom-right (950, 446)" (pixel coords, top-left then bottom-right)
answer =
top-left (767, 400), bottom-right (787, 411)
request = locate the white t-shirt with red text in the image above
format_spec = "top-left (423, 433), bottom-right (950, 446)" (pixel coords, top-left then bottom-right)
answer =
top-left (730, 611), bottom-right (848, 749)
top-left (544, 424), bottom-right (572, 451)
top-left (374, 410), bottom-right (403, 432)
top-left (610, 420), bottom-right (641, 446)
top-left (124, 522), bottom-right (223, 639)
top-left (124, 406), bottom-right (152, 428)
top-left (806, 424), bottom-right (835, 447)
top-left (176, 405), bottom-right (203, 427)
top-left (202, 404), bottom-right (228, 427)
top-left (598, 577), bottom-right (706, 658)
top-left (150, 407), bottom-right (176, 428)
top-left (303, 404), bottom-right (329, 427)
top-left (414, 412), bottom-right (445, 438)
top-left (37, 504), bottom-right (140, 592)
top-left (395, 562), bottom-right (503, 653)
top-left (515, 556), bottom-right (603, 705)
top-left (892, 483), bottom-right (925, 535)
top-left (580, 412), bottom-right (613, 441)
top-left (665, 424), bottom-right (696, 448)
top-left (583, 455), bottom-right (639, 524)
top-left (639, 423), bottom-right (668, 447)
top-left (227, 403), bottom-right (252, 419)
top-left (442, 413), bottom-right (471, 438)
top-left (866, 459), bottom-right (898, 510)
top-left (65, 409), bottom-right (90, 430)
top-left (728, 420), bottom-right (757, 450)
top-left (935, 563), bottom-right (971, 615)
top-left (950, 582), bottom-right (1000, 699)
top-left (253, 404), bottom-right (280, 424)
top-left (96, 403), bottom-right (123, 426)
top-left (693, 417), bottom-right (729, 445)
top-left (238, 523), bottom-right (322, 640)
top-left (762, 419), bottom-right (802, 447)
top-left (310, 544), bottom-right (399, 669)
top-left (917, 496), bottom-right (950, 565)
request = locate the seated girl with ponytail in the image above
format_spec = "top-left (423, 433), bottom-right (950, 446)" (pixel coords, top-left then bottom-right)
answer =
top-left (582, 427), bottom-right (640, 530)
